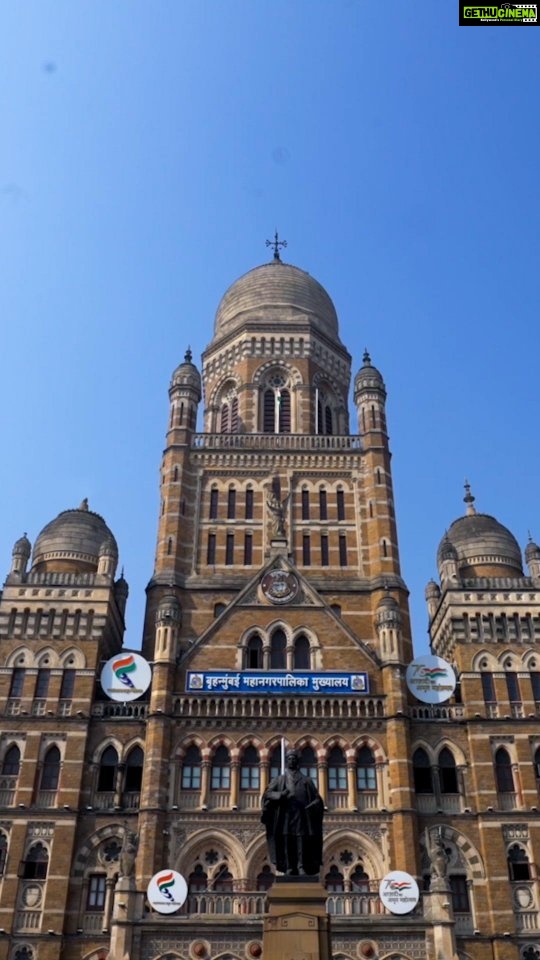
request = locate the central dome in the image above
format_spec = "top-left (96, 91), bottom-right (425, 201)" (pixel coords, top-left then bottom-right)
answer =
top-left (213, 261), bottom-right (340, 341)
top-left (32, 500), bottom-right (118, 574)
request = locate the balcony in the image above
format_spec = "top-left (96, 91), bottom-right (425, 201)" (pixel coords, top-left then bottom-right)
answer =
top-left (498, 792), bottom-right (519, 811)
top-left (14, 910), bottom-right (42, 932)
top-left (94, 792), bottom-right (116, 810)
top-left (35, 790), bottom-right (57, 808)
top-left (175, 695), bottom-right (385, 722)
top-left (92, 701), bottom-right (148, 719)
top-left (82, 912), bottom-right (107, 933)
top-left (409, 704), bottom-right (465, 721)
top-left (454, 913), bottom-right (474, 936)
top-left (123, 792), bottom-right (140, 810)
top-left (191, 433), bottom-right (363, 453)
top-left (179, 890), bottom-right (414, 919)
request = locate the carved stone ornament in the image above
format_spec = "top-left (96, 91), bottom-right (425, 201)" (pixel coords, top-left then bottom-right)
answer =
top-left (260, 570), bottom-right (299, 605)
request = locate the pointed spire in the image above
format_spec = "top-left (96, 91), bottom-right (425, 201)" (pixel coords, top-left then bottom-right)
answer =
top-left (184, 346), bottom-right (192, 363)
top-left (363, 348), bottom-right (371, 365)
top-left (463, 480), bottom-right (476, 516)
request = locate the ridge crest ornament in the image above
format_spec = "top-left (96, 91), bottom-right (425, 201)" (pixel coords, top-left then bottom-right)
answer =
top-left (261, 570), bottom-right (299, 604)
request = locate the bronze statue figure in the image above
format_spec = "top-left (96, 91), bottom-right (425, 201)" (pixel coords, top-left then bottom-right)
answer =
top-left (261, 749), bottom-right (324, 877)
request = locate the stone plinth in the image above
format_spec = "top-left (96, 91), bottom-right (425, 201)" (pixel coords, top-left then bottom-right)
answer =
top-left (263, 878), bottom-right (331, 960)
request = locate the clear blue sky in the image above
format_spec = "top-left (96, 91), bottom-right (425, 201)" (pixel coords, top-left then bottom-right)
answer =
top-left (1, 2), bottom-right (539, 654)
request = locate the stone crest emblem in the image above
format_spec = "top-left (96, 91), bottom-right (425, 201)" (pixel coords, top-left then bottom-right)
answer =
top-left (261, 570), bottom-right (299, 604)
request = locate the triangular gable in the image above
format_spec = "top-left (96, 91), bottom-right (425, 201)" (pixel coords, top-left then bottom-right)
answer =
top-left (181, 555), bottom-right (380, 668)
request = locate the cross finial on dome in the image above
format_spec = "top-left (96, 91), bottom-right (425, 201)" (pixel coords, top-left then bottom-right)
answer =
top-left (463, 479), bottom-right (476, 516)
top-left (184, 346), bottom-right (192, 363)
top-left (265, 230), bottom-right (287, 262)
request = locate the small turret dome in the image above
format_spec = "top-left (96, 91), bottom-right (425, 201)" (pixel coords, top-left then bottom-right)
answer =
top-left (32, 500), bottom-right (118, 574)
top-left (12, 533), bottom-right (31, 559)
top-left (525, 539), bottom-right (540, 563)
top-left (375, 593), bottom-right (402, 625)
top-left (171, 347), bottom-right (202, 393)
top-left (439, 535), bottom-right (458, 562)
top-left (99, 535), bottom-right (118, 558)
top-left (425, 579), bottom-right (441, 600)
top-left (213, 261), bottom-right (340, 342)
top-left (437, 486), bottom-right (523, 579)
top-left (354, 350), bottom-right (386, 397)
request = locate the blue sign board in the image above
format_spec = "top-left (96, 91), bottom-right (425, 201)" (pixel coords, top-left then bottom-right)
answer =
top-left (186, 671), bottom-right (369, 695)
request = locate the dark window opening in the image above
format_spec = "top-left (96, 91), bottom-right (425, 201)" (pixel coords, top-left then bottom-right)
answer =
top-left (302, 489), bottom-right (310, 521)
top-left (339, 535), bottom-right (348, 567)
top-left (337, 489), bottom-right (345, 521)
top-left (495, 747), bottom-right (514, 793)
top-left (506, 672), bottom-right (521, 703)
top-left (481, 672), bottom-right (496, 704)
top-left (40, 745), bottom-right (60, 791)
top-left (319, 489), bottom-right (327, 521)
top-left (240, 745), bottom-right (260, 790)
top-left (508, 844), bottom-right (531, 881)
top-left (125, 746), bottom-right (144, 793)
top-left (9, 668), bottom-right (25, 698)
top-left (225, 533), bottom-right (234, 565)
top-left (22, 842), bottom-right (48, 880)
top-left (328, 746), bottom-right (347, 791)
top-left (97, 746), bottom-right (118, 792)
top-left (207, 533), bottom-right (216, 565)
top-left (60, 669), bottom-right (75, 700)
top-left (413, 748), bottom-right (433, 794)
top-left (321, 535), bottom-right (329, 566)
top-left (246, 635), bottom-right (263, 670)
top-left (293, 635), bottom-right (310, 670)
top-left (211, 746), bottom-right (231, 789)
top-left (270, 629), bottom-right (286, 669)
top-left (227, 488), bottom-right (236, 520)
top-left (245, 488), bottom-right (254, 520)
top-left (449, 875), bottom-right (470, 912)
top-left (439, 747), bottom-right (458, 794)
top-left (357, 746), bottom-right (376, 791)
top-left (209, 488), bottom-right (219, 520)
top-left (2, 745), bottom-right (21, 776)
top-left (303, 534), bottom-right (311, 566)
top-left (244, 533), bottom-right (253, 565)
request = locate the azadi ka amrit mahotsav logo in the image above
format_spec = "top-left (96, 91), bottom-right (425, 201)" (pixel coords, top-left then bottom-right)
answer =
top-left (460, 2), bottom-right (538, 22)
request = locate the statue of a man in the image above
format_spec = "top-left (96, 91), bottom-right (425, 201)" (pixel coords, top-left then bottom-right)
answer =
top-left (261, 749), bottom-right (324, 877)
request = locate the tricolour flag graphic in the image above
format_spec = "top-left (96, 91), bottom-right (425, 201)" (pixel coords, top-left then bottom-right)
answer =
top-left (390, 880), bottom-right (411, 890)
top-left (113, 654), bottom-right (136, 689)
top-left (422, 668), bottom-right (448, 680)
top-left (157, 871), bottom-right (176, 901)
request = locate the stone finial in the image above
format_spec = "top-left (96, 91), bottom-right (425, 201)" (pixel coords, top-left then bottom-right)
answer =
top-left (79, 498), bottom-right (89, 511)
top-left (463, 480), bottom-right (476, 516)
top-left (184, 346), bottom-right (192, 363)
top-left (363, 348), bottom-right (371, 365)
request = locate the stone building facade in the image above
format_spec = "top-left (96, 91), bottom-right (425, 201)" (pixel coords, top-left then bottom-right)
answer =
top-left (0, 254), bottom-right (539, 960)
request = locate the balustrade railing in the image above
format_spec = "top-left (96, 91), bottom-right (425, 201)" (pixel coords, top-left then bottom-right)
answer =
top-left (35, 790), bottom-right (57, 808)
top-left (175, 695), bottom-right (384, 721)
top-left (409, 704), bottom-right (465, 720)
top-left (82, 912), bottom-right (107, 933)
top-left (191, 433), bottom-right (362, 452)
top-left (0, 776), bottom-right (17, 806)
top-left (498, 792), bottom-right (519, 811)
top-left (180, 890), bottom-right (404, 918)
top-left (123, 792), bottom-right (140, 810)
top-left (92, 701), bottom-right (148, 719)
top-left (94, 792), bottom-right (116, 810)
top-left (14, 910), bottom-right (41, 932)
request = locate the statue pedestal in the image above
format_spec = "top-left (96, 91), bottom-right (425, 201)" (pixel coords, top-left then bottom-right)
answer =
top-left (263, 878), bottom-right (331, 960)
top-left (269, 538), bottom-right (288, 558)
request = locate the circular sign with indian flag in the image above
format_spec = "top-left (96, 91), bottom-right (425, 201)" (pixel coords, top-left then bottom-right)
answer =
top-left (147, 869), bottom-right (188, 914)
top-left (100, 652), bottom-right (152, 702)
top-left (405, 655), bottom-right (456, 704)
top-left (379, 871), bottom-right (419, 914)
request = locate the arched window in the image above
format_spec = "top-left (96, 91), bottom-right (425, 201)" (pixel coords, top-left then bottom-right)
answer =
top-left (508, 844), bottom-right (531, 881)
top-left (245, 634), bottom-right (263, 669)
top-left (188, 864), bottom-right (208, 892)
top-left (534, 746), bottom-right (540, 786)
top-left (293, 635), bottom-right (310, 670)
top-left (230, 397), bottom-right (239, 433)
top-left (181, 745), bottom-right (202, 790)
top-left (439, 747), bottom-right (458, 794)
top-left (256, 864), bottom-right (275, 890)
top-left (9, 668), bottom-right (25, 698)
top-left (214, 602), bottom-right (226, 618)
top-left (209, 487), bottom-right (219, 520)
top-left (299, 746), bottom-right (318, 784)
top-left (40, 746), bottom-right (61, 791)
top-left (124, 746), bottom-right (143, 794)
top-left (495, 747), bottom-right (515, 793)
top-left (245, 487), bottom-right (254, 520)
top-left (449, 874), bottom-right (471, 913)
top-left (328, 746), bottom-right (347, 791)
top-left (97, 746), bottom-right (118, 792)
top-left (269, 746), bottom-right (281, 781)
top-left (350, 865), bottom-right (370, 892)
top-left (263, 387), bottom-right (291, 433)
top-left (2, 744), bottom-right (20, 776)
top-left (325, 406), bottom-right (333, 435)
top-left (220, 403), bottom-right (229, 433)
top-left (59, 669), bottom-right (75, 699)
top-left (270, 630), bottom-right (286, 669)
top-left (240, 745), bottom-right (260, 790)
top-left (211, 745), bottom-right (231, 789)
top-left (413, 748), bottom-right (433, 794)
top-left (22, 842), bottom-right (49, 879)
top-left (356, 746), bottom-right (376, 791)
top-left (34, 668), bottom-right (50, 699)
top-left (87, 874), bottom-right (107, 911)
top-left (227, 487), bottom-right (236, 519)
top-left (213, 865), bottom-right (233, 892)
top-left (0, 832), bottom-right (7, 876)
top-left (325, 865), bottom-right (344, 892)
